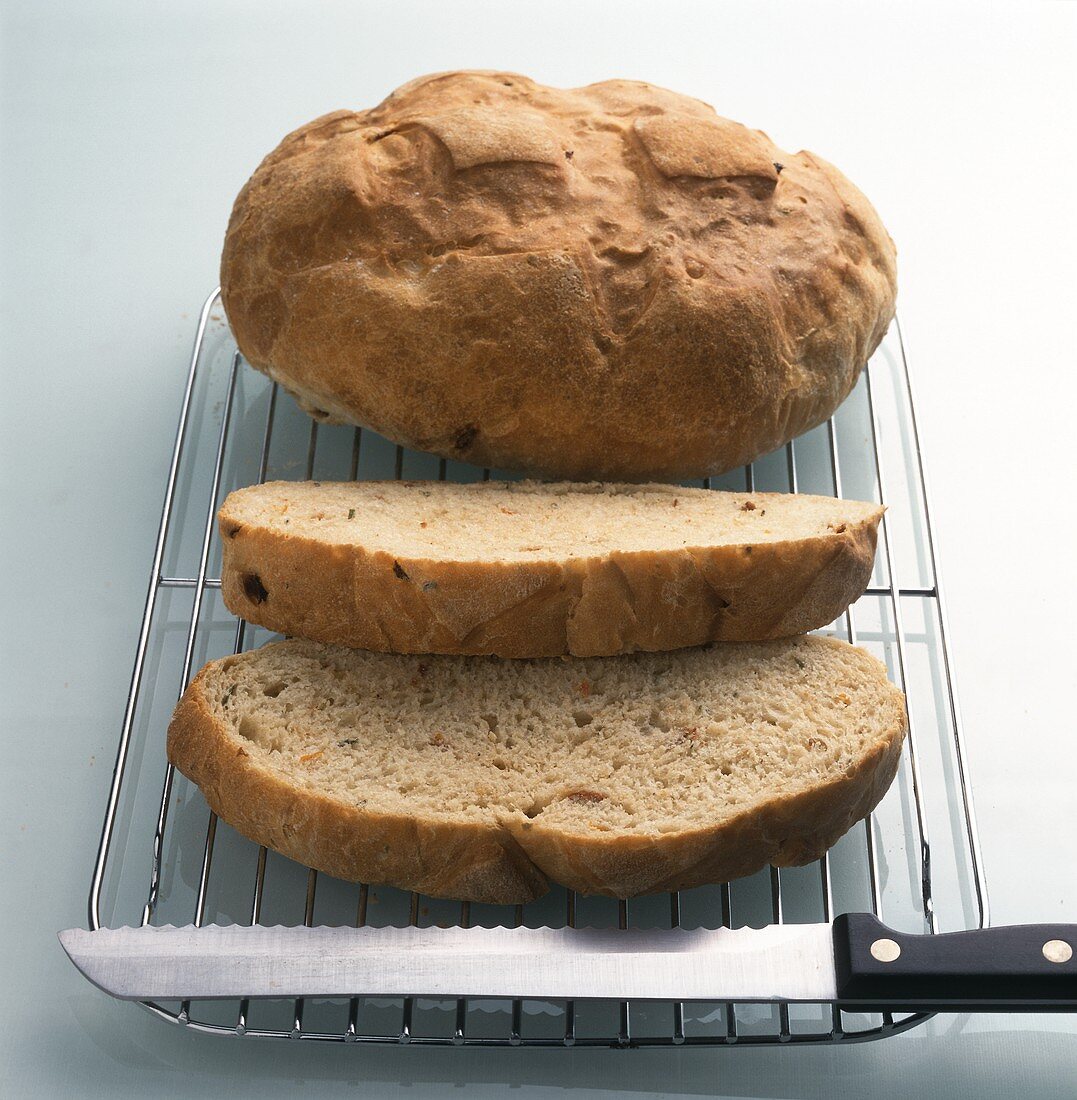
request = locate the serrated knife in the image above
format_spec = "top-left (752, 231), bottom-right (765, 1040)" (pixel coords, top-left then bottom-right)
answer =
top-left (60, 915), bottom-right (1077, 1011)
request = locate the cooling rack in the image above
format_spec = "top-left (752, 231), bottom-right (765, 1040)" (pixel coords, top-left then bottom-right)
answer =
top-left (86, 289), bottom-right (987, 1046)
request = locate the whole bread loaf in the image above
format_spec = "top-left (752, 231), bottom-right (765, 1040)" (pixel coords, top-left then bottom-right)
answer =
top-left (221, 71), bottom-right (897, 481)
top-left (220, 480), bottom-right (882, 656)
top-left (167, 636), bottom-right (906, 903)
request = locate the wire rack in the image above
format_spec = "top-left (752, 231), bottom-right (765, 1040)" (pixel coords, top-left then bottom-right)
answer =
top-left (86, 289), bottom-right (987, 1047)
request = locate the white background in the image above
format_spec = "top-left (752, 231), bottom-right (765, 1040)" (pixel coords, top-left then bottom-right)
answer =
top-left (2, 2), bottom-right (1076, 1097)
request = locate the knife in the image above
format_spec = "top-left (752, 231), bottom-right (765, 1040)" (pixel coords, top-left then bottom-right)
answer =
top-left (59, 915), bottom-right (1077, 1011)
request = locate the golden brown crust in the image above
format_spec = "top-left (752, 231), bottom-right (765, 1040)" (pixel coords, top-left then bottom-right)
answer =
top-left (219, 504), bottom-right (882, 657)
top-left (220, 71), bottom-right (897, 481)
top-left (166, 643), bottom-right (907, 904)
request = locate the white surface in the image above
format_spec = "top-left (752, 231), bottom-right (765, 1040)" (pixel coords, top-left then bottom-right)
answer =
top-left (2, 1), bottom-right (1075, 1096)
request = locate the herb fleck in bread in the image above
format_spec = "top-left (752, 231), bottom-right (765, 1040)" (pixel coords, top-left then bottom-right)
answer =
top-left (167, 636), bottom-right (906, 903)
top-left (220, 480), bottom-right (882, 657)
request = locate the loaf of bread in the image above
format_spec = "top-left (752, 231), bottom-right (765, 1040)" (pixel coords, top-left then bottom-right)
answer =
top-left (221, 71), bottom-right (897, 481)
top-left (167, 636), bottom-right (906, 903)
top-left (220, 480), bottom-right (882, 657)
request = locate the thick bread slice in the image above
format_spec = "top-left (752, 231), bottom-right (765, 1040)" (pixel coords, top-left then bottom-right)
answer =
top-left (167, 636), bottom-right (906, 903)
top-left (220, 481), bottom-right (882, 657)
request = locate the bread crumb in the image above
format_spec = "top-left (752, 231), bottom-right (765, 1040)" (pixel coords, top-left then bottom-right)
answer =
top-left (835, 692), bottom-right (851, 706)
top-left (741, 500), bottom-right (756, 511)
top-left (298, 750), bottom-right (323, 763)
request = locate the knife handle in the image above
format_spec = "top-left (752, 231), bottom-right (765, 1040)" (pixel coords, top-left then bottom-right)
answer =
top-left (833, 913), bottom-right (1077, 1011)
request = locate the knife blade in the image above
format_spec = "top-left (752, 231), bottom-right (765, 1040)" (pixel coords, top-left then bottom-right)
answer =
top-left (60, 916), bottom-right (1077, 1010)
top-left (58, 922), bottom-right (837, 1003)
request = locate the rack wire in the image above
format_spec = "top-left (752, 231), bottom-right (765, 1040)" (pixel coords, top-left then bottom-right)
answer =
top-left (87, 289), bottom-right (988, 1046)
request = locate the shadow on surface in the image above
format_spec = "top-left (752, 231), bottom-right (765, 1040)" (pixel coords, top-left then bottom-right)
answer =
top-left (64, 993), bottom-right (1077, 1100)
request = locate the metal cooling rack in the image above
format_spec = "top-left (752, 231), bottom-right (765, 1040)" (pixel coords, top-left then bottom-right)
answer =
top-left (87, 289), bottom-right (988, 1046)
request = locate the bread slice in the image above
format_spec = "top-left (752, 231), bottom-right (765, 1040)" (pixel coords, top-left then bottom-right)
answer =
top-left (219, 480), bottom-right (882, 657)
top-left (167, 636), bottom-right (906, 903)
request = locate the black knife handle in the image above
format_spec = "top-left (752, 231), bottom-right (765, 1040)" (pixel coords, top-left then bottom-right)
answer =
top-left (833, 914), bottom-right (1077, 1011)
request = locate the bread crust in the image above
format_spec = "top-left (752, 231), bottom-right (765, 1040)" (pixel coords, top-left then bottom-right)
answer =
top-left (220, 493), bottom-right (882, 657)
top-left (166, 640), bottom-right (906, 904)
top-left (220, 71), bottom-right (897, 481)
